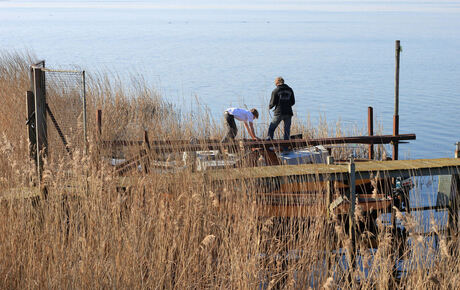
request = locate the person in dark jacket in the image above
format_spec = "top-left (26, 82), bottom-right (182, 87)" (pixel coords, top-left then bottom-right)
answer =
top-left (267, 77), bottom-right (295, 140)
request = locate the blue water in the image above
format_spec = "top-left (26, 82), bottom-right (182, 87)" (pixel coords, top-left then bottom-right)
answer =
top-left (1, 0), bottom-right (459, 158)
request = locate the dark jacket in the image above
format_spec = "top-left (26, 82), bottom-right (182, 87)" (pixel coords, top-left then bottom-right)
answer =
top-left (269, 84), bottom-right (295, 116)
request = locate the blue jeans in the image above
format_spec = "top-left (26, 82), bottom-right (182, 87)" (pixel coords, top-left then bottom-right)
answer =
top-left (267, 115), bottom-right (292, 140)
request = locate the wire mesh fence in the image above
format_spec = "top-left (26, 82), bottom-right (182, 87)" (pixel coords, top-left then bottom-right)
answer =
top-left (43, 67), bottom-right (86, 163)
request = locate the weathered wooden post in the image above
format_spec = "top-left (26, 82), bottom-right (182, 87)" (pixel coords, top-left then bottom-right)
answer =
top-left (448, 142), bottom-right (460, 238)
top-left (33, 67), bottom-right (47, 184)
top-left (26, 91), bottom-right (36, 161)
top-left (368, 106), bottom-right (374, 160)
top-left (393, 40), bottom-right (401, 161)
top-left (325, 155), bottom-right (335, 276)
top-left (348, 156), bottom-right (356, 269)
top-left (326, 155), bottom-right (335, 219)
top-left (97, 109), bottom-right (102, 138)
top-left (144, 130), bottom-right (151, 151)
top-left (143, 130), bottom-right (151, 173)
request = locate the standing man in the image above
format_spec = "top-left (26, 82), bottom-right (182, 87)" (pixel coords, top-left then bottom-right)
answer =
top-left (222, 107), bottom-right (260, 142)
top-left (267, 77), bottom-right (295, 140)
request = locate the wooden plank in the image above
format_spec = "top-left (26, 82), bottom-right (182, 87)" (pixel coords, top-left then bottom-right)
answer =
top-left (207, 158), bottom-right (460, 182)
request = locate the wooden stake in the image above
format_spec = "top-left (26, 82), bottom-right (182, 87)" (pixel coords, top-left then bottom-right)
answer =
top-left (97, 109), bottom-right (102, 139)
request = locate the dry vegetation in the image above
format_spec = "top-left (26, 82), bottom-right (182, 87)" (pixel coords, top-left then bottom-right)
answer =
top-left (1, 52), bottom-right (459, 289)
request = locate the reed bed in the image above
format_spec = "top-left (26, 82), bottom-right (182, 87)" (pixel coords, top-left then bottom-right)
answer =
top-left (1, 52), bottom-right (459, 289)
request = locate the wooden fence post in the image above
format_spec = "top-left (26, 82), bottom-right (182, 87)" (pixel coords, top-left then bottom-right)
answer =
top-left (97, 109), bottom-right (102, 139)
top-left (143, 130), bottom-right (151, 174)
top-left (326, 156), bottom-right (334, 219)
top-left (368, 106), bottom-right (374, 160)
top-left (348, 156), bottom-right (356, 270)
top-left (448, 142), bottom-right (460, 238)
top-left (26, 91), bottom-right (36, 161)
top-left (326, 155), bottom-right (335, 277)
top-left (33, 67), bottom-right (47, 183)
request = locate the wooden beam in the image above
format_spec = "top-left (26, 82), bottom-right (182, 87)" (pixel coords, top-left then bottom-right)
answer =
top-left (102, 134), bottom-right (416, 153)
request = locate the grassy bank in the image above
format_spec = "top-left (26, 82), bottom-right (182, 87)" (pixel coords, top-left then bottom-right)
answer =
top-left (0, 52), bottom-right (459, 289)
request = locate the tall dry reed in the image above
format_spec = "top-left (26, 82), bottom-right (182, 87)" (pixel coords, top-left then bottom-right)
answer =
top-left (1, 52), bottom-right (459, 289)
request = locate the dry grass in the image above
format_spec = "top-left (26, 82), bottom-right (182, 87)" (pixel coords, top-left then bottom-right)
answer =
top-left (1, 52), bottom-right (459, 289)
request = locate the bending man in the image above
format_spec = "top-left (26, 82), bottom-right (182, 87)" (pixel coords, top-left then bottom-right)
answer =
top-left (222, 107), bottom-right (260, 142)
top-left (267, 77), bottom-right (295, 140)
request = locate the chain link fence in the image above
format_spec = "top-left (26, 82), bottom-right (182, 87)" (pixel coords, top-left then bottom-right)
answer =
top-left (43, 67), bottom-right (86, 163)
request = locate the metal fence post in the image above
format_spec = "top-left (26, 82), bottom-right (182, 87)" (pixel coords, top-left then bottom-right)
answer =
top-left (82, 70), bottom-right (87, 155)
top-left (393, 40), bottom-right (401, 161)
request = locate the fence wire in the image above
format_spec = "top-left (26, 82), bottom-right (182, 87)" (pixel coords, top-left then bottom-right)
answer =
top-left (43, 68), bottom-right (86, 163)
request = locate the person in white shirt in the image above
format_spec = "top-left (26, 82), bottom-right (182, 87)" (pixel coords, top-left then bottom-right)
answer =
top-left (221, 107), bottom-right (260, 142)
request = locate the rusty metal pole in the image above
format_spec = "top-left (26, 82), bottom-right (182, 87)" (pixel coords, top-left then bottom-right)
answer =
top-left (368, 106), bottom-right (374, 160)
top-left (393, 40), bottom-right (401, 160)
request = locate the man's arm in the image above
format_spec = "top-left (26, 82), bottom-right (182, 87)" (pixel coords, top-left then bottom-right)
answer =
top-left (290, 88), bottom-right (295, 106)
top-left (269, 88), bottom-right (278, 110)
top-left (244, 122), bottom-right (259, 140)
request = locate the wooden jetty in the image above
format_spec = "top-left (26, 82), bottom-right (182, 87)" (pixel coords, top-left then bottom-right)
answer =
top-left (206, 157), bottom-right (460, 219)
top-left (205, 158), bottom-right (460, 182)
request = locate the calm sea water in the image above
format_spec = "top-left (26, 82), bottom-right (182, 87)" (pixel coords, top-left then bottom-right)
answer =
top-left (1, 0), bottom-right (459, 159)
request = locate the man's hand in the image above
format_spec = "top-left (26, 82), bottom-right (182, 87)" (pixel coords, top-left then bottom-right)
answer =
top-left (244, 122), bottom-right (259, 140)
